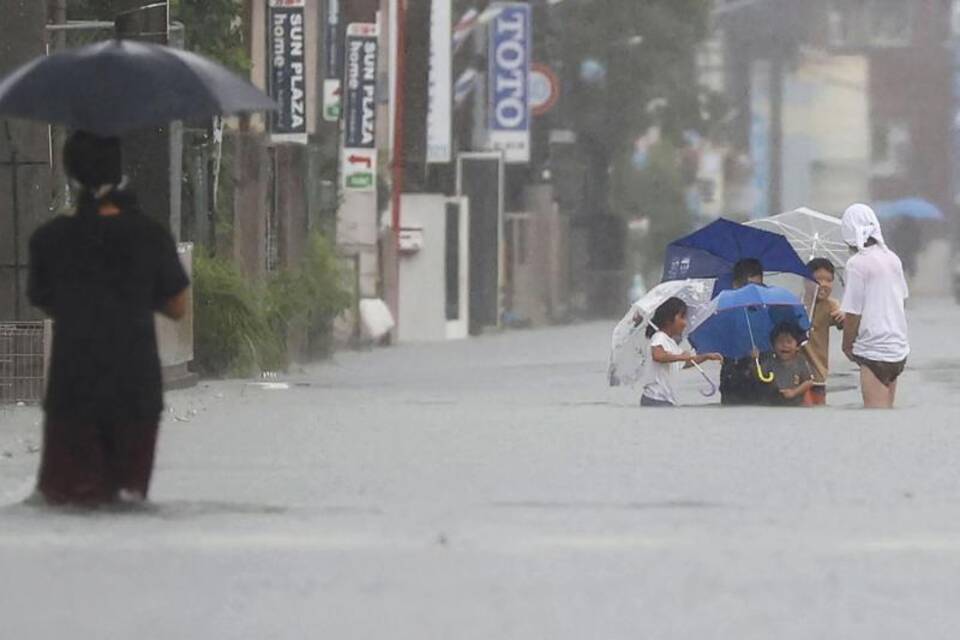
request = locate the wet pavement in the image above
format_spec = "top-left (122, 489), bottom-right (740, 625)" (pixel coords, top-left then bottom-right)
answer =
top-left (2, 297), bottom-right (960, 639)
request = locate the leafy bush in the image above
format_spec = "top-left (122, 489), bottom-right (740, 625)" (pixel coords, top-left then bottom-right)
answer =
top-left (192, 232), bottom-right (351, 377)
top-left (264, 232), bottom-right (352, 359)
top-left (192, 254), bottom-right (280, 377)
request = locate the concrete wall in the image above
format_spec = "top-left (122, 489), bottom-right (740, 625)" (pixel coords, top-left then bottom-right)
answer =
top-left (782, 54), bottom-right (871, 214)
top-left (398, 195), bottom-right (447, 343)
top-left (398, 194), bottom-right (469, 343)
top-left (337, 191), bottom-right (380, 298)
top-left (230, 132), bottom-right (270, 280)
top-left (0, 0), bottom-right (52, 321)
top-left (157, 243), bottom-right (196, 388)
top-left (506, 185), bottom-right (570, 326)
top-left (275, 143), bottom-right (309, 269)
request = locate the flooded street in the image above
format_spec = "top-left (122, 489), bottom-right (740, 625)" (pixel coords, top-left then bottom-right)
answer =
top-left (2, 297), bottom-right (960, 638)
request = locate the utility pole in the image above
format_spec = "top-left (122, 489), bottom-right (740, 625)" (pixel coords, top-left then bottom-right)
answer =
top-left (50, 0), bottom-right (69, 214)
top-left (400, 0), bottom-right (430, 193)
top-left (768, 45), bottom-right (784, 216)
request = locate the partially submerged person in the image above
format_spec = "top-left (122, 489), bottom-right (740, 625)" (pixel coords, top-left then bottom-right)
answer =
top-left (27, 131), bottom-right (190, 507)
top-left (641, 297), bottom-right (722, 407)
top-left (719, 258), bottom-right (769, 405)
top-left (761, 322), bottom-right (815, 407)
top-left (839, 203), bottom-right (910, 409)
top-left (803, 258), bottom-right (845, 405)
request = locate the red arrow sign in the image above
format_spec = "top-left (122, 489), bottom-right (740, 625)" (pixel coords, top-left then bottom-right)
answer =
top-left (348, 155), bottom-right (373, 168)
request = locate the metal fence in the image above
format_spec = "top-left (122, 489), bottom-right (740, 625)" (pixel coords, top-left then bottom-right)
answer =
top-left (0, 322), bottom-right (47, 404)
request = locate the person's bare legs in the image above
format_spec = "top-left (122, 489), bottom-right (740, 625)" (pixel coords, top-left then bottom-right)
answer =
top-left (861, 366), bottom-right (895, 409)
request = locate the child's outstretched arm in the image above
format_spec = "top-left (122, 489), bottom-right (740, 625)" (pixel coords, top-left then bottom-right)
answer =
top-left (651, 347), bottom-right (722, 366)
top-left (781, 379), bottom-right (814, 401)
top-left (830, 299), bottom-right (845, 328)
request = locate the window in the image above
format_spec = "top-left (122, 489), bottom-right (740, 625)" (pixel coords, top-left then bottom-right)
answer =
top-left (871, 120), bottom-right (911, 176)
top-left (828, 0), bottom-right (913, 50)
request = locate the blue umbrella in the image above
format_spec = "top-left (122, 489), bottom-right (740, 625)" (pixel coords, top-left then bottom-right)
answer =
top-left (875, 198), bottom-right (944, 221)
top-left (687, 284), bottom-right (810, 364)
top-left (662, 219), bottom-right (814, 291)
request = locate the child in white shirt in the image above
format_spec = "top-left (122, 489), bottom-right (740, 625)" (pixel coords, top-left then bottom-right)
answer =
top-left (641, 297), bottom-right (722, 407)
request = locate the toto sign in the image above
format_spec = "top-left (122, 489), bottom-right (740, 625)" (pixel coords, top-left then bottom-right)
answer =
top-left (487, 2), bottom-right (531, 164)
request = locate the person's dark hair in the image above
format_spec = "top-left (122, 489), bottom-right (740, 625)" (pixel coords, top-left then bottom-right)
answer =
top-left (770, 321), bottom-right (805, 345)
top-left (63, 130), bottom-right (123, 190)
top-left (806, 258), bottom-right (835, 276)
top-left (646, 297), bottom-right (688, 338)
top-left (732, 258), bottom-right (764, 286)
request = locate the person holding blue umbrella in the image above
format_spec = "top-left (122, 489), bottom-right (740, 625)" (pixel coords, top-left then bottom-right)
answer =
top-left (714, 259), bottom-right (771, 405)
top-left (689, 261), bottom-right (812, 406)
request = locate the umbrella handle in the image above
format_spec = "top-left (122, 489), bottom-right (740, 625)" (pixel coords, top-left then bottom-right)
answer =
top-left (691, 361), bottom-right (718, 397)
top-left (755, 358), bottom-right (775, 383)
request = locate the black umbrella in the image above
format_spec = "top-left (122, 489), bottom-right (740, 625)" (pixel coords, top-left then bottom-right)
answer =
top-left (0, 39), bottom-right (276, 136)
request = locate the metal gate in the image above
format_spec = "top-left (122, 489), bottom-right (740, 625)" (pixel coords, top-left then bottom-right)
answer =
top-left (0, 321), bottom-right (48, 404)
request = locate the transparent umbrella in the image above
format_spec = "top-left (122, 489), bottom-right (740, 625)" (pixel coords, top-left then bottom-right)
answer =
top-left (745, 207), bottom-right (848, 276)
top-left (609, 279), bottom-right (717, 395)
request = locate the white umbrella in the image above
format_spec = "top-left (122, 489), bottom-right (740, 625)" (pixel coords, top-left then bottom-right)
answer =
top-left (745, 207), bottom-right (847, 274)
top-left (609, 279), bottom-right (716, 394)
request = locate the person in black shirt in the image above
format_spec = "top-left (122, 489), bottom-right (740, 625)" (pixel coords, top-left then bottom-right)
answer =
top-left (718, 258), bottom-right (770, 405)
top-left (27, 131), bottom-right (190, 507)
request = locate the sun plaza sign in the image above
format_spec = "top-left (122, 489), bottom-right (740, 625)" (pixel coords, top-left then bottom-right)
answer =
top-left (268, 0), bottom-right (307, 143)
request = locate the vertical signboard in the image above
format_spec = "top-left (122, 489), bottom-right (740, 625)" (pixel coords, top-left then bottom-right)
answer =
top-left (323, 0), bottom-right (342, 122)
top-left (487, 2), bottom-right (531, 164)
top-left (341, 23), bottom-right (378, 191)
top-left (427, 0), bottom-right (453, 164)
top-left (268, 0), bottom-right (307, 143)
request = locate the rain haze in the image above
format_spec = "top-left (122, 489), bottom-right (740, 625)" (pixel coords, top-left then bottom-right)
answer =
top-left (1, 0), bottom-right (960, 638)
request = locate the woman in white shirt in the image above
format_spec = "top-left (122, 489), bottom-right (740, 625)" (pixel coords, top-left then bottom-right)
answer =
top-left (839, 203), bottom-right (910, 409)
top-left (642, 298), bottom-right (722, 407)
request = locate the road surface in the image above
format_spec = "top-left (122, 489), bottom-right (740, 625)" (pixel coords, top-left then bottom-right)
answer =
top-left (2, 298), bottom-right (960, 639)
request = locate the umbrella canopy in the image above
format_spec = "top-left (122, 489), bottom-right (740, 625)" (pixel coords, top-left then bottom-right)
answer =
top-left (662, 219), bottom-right (813, 292)
top-left (609, 279), bottom-right (714, 387)
top-left (875, 197), bottom-right (945, 221)
top-left (745, 207), bottom-right (847, 271)
top-left (0, 39), bottom-right (276, 136)
top-left (688, 284), bottom-right (810, 360)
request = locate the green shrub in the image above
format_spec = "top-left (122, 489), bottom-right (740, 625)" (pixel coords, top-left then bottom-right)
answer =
top-left (192, 232), bottom-right (351, 377)
top-left (192, 254), bottom-right (280, 377)
top-left (264, 232), bottom-right (353, 359)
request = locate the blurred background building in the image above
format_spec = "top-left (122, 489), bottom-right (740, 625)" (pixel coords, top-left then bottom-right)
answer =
top-left (1, 0), bottom-right (959, 389)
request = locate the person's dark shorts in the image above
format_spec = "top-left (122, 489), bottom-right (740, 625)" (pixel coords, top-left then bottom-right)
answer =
top-left (855, 357), bottom-right (907, 387)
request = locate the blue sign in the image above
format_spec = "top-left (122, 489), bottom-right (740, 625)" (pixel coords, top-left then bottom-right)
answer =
top-left (487, 3), bottom-right (531, 163)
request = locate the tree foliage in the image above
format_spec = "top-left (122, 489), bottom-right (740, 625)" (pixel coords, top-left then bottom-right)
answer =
top-left (612, 140), bottom-right (692, 278)
top-left (169, 0), bottom-right (249, 72)
top-left (193, 232), bottom-right (352, 377)
top-left (68, 0), bottom-right (248, 71)
top-left (560, 0), bottom-right (711, 151)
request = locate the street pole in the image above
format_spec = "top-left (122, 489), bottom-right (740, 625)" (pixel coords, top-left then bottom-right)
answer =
top-left (952, 0), bottom-right (960, 251)
top-left (50, 0), bottom-right (69, 214)
top-left (768, 45), bottom-right (784, 216)
top-left (392, 0), bottom-right (406, 242)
